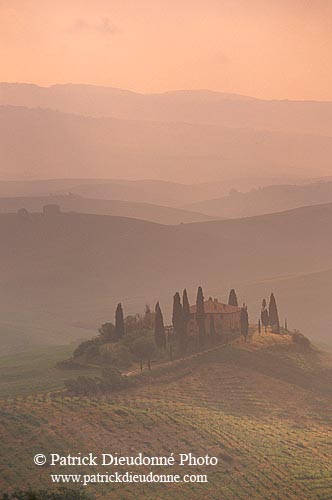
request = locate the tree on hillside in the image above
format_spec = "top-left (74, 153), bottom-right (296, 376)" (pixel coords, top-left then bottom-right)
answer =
top-left (240, 305), bottom-right (249, 341)
top-left (268, 293), bottom-right (280, 333)
top-left (132, 336), bottom-right (156, 371)
top-left (172, 292), bottom-right (186, 352)
top-left (154, 302), bottom-right (166, 349)
top-left (182, 289), bottom-right (191, 328)
top-left (143, 304), bottom-right (153, 329)
top-left (181, 289), bottom-right (190, 351)
top-left (196, 286), bottom-right (206, 348)
top-left (98, 322), bottom-right (115, 341)
top-left (172, 292), bottom-right (183, 334)
top-left (261, 298), bottom-right (269, 333)
top-left (115, 303), bottom-right (125, 339)
top-left (228, 289), bottom-right (238, 307)
top-left (258, 318), bottom-right (261, 334)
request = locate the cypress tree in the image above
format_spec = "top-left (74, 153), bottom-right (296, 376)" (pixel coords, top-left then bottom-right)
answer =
top-left (261, 298), bottom-right (269, 333)
top-left (258, 318), bottom-right (261, 334)
top-left (240, 305), bottom-right (249, 341)
top-left (115, 303), bottom-right (125, 339)
top-left (154, 302), bottom-right (166, 349)
top-left (143, 304), bottom-right (153, 329)
top-left (196, 286), bottom-right (206, 348)
top-left (269, 293), bottom-right (280, 333)
top-left (228, 289), bottom-right (238, 307)
top-left (180, 289), bottom-right (190, 353)
top-left (172, 292), bottom-right (183, 338)
top-left (182, 289), bottom-right (190, 330)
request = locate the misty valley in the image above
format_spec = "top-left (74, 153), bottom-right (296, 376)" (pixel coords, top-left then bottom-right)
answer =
top-left (1, 83), bottom-right (332, 500)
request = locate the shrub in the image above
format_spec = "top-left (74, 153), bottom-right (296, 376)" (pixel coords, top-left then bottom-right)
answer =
top-left (101, 344), bottom-right (132, 369)
top-left (131, 336), bottom-right (157, 369)
top-left (98, 322), bottom-right (116, 342)
top-left (64, 376), bottom-right (100, 395)
top-left (100, 366), bottom-right (129, 391)
top-left (55, 359), bottom-right (88, 370)
top-left (64, 368), bottom-right (130, 395)
top-left (73, 339), bottom-right (101, 362)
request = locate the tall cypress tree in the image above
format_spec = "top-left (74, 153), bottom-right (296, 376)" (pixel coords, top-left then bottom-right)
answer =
top-left (240, 305), bottom-right (249, 341)
top-left (269, 292), bottom-right (280, 333)
top-left (154, 302), bottom-right (166, 349)
top-left (196, 286), bottom-right (206, 348)
top-left (172, 292), bottom-right (183, 337)
top-left (261, 298), bottom-right (269, 333)
top-left (228, 289), bottom-right (238, 307)
top-left (182, 289), bottom-right (190, 330)
top-left (115, 303), bottom-right (125, 339)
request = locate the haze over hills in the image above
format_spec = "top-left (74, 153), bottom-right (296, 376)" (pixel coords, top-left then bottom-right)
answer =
top-left (1, 202), bottom-right (332, 353)
top-left (2, 106), bottom-right (332, 182)
top-left (186, 181), bottom-right (332, 218)
top-left (0, 177), bottom-right (306, 205)
top-left (1, 83), bottom-right (332, 136)
top-left (0, 194), bottom-right (215, 225)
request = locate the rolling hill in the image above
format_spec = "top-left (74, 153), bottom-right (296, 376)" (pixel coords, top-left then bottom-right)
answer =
top-left (1, 106), bottom-right (332, 182)
top-left (186, 181), bottom-right (332, 218)
top-left (1, 202), bottom-right (332, 353)
top-left (0, 194), bottom-right (214, 225)
top-left (0, 177), bottom-right (306, 206)
top-left (1, 332), bottom-right (332, 499)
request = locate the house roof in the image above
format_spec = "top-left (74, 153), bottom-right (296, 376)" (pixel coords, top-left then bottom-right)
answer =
top-left (190, 298), bottom-right (241, 315)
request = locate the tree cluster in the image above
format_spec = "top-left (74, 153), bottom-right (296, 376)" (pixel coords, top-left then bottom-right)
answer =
top-left (260, 293), bottom-right (280, 334)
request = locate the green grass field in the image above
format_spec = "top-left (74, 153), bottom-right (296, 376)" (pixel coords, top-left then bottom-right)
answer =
top-left (1, 333), bottom-right (332, 499)
top-left (0, 345), bottom-right (100, 398)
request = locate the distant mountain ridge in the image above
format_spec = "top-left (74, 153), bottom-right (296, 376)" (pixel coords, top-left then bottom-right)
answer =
top-left (1, 82), bottom-right (332, 135)
top-left (1, 105), bottom-right (332, 182)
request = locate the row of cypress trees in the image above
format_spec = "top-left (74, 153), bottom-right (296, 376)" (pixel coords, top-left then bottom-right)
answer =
top-left (172, 289), bottom-right (191, 353)
top-left (172, 286), bottom-right (247, 349)
top-left (114, 289), bottom-right (281, 353)
top-left (260, 293), bottom-right (280, 333)
top-left (114, 301), bottom-right (168, 349)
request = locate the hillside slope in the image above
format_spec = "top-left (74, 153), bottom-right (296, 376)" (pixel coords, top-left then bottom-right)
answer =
top-left (1, 203), bottom-right (332, 351)
top-left (186, 182), bottom-right (332, 218)
top-left (0, 194), bottom-right (214, 225)
top-left (1, 333), bottom-right (332, 499)
top-left (0, 178), bottom-right (305, 206)
top-left (2, 106), bottom-right (332, 181)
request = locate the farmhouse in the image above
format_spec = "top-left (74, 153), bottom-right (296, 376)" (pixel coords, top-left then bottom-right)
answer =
top-left (188, 297), bottom-right (241, 336)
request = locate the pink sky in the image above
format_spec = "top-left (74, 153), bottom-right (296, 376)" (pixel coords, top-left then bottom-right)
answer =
top-left (1, 0), bottom-right (332, 100)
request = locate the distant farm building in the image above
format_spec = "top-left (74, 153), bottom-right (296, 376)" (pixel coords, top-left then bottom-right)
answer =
top-left (188, 297), bottom-right (241, 336)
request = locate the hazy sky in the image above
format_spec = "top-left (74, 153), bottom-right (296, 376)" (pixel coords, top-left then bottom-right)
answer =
top-left (1, 0), bottom-right (332, 100)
